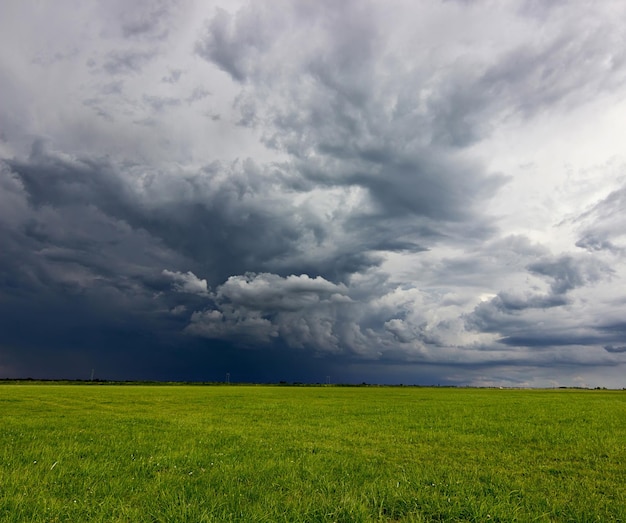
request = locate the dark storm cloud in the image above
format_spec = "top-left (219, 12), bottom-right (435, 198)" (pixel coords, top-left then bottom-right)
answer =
top-left (195, 1), bottom-right (506, 246)
top-left (3, 1), bottom-right (626, 385)
top-left (4, 140), bottom-right (415, 294)
top-left (0, 153), bottom-right (262, 380)
top-left (3, 145), bottom-right (279, 285)
top-left (8, 141), bottom-right (130, 218)
top-left (596, 321), bottom-right (626, 337)
top-left (1, 149), bottom-right (189, 320)
top-left (499, 334), bottom-right (604, 349)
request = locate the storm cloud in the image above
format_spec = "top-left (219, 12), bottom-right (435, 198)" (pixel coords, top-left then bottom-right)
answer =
top-left (1, 1), bottom-right (626, 387)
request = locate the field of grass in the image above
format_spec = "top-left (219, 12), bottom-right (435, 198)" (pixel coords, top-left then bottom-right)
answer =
top-left (1, 384), bottom-right (625, 522)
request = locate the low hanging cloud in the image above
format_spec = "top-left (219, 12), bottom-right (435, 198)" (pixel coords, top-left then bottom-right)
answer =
top-left (463, 253), bottom-right (612, 334)
top-left (186, 272), bottom-right (354, 350)
top-left (162, 270), bottom-right (209, 296)
top-left (184, 271), bottom-right (475, 362)
top-left (465, 252), bottom-right (617, 352)
top-left (214, 273), bottom-right (349, 310)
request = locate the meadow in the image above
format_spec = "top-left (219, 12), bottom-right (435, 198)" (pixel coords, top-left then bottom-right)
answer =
top-left (0, 384), bottom-right (625, 522)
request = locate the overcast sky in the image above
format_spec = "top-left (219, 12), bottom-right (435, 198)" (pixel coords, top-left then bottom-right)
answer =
top-left (2, 0), bottom-right (626, 386)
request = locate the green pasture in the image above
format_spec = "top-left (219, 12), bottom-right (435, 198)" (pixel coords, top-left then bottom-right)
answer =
top-left (0, 384), bottom-right (625, 522)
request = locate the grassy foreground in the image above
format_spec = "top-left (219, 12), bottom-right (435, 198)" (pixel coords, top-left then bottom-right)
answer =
top-left (1, 385), bottom-right (625, 522)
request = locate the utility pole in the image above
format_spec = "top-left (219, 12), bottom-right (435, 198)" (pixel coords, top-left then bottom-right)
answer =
top-left (226, 372), bottom-right (230, 385)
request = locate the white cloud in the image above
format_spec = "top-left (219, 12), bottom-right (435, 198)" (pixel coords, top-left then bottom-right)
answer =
top-left (162, 269), bottom-right (209, 296)
top-left (216, 273), bottom-right (348, 310)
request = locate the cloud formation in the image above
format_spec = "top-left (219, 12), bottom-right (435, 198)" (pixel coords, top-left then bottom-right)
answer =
top-left (163, 270), bottom-right (209, 296)
top-left (1, 1), bottom-right (626, 386)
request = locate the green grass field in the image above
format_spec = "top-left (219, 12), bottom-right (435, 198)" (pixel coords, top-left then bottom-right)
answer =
top-left (1, 384), bottom-right (625, 522)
